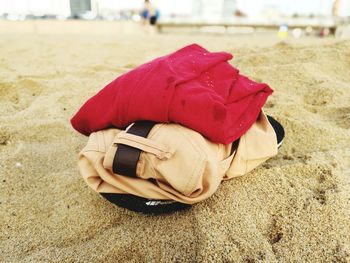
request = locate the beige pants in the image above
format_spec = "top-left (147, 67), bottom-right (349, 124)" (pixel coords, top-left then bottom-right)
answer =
top-left (78, 112), bottom-right (277, 204)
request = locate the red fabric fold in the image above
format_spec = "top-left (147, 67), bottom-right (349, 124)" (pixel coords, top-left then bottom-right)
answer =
top-left (71, 44), bottom-right (273, 144)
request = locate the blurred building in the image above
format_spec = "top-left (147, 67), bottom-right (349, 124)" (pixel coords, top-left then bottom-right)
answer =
top-left (70, 0), bottom-right (91, 15)
top-left (69, 0), bottom-right (99, 18)
top-left (192, 0), bottom-right (236, 20)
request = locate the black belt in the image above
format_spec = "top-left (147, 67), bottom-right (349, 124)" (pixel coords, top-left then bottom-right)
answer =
top-left (113, 121), bottom-right (156, 177)
top-left (113, 121), bottom-right (239, 178)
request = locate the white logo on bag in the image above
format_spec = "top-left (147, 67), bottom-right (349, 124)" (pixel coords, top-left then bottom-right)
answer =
top-left (145, 200), bottom-right (176, 206)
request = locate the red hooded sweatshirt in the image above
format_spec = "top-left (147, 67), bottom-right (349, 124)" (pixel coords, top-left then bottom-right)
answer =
top-left (71, 44), bottom-right (273, 144)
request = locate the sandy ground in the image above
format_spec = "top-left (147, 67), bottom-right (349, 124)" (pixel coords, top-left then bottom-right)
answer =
top-left (0, 20), bottom-right (350, 262)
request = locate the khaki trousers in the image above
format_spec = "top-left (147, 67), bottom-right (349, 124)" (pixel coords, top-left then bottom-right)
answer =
top-left (78, 112), bottom-right (277, 204)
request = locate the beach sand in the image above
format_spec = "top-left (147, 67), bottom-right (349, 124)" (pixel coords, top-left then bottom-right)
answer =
top-left (1, 20), bottom-right (350, 262)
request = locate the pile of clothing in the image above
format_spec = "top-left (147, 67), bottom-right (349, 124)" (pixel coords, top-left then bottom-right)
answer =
top-left (71, 44), bottom-right (284, 214)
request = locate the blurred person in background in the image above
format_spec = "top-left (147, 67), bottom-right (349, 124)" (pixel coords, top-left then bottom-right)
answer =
top-left (141, 0), bottom-right (160, 26)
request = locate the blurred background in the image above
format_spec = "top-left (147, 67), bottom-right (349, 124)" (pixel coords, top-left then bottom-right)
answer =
top-left (1, 0), bottom-right (350, 19)
top-left (0, 0), bottom-right (350, 38)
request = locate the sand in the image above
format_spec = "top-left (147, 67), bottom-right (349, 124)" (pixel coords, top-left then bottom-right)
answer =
top-left (1, 20), bottom-right (350, 262)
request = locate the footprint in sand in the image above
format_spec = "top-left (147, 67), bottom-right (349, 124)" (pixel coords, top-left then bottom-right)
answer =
top-left (303, 86), bottom-right (335, 106)
top-left (319, 107), bottom-right (350, 129)
top-left (333, 107), bottom-right (350, 129)
top-left (303, 80), bottom-right (347, 108)
top-left (268, 217), bottom-right (284, 246)
top-left (0, 129), bottom-right (11, 146)
top-left (0, 78), bottom-right (42, 115)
